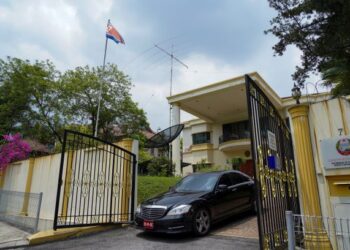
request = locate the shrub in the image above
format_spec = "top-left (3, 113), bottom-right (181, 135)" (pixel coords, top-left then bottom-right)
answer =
top-left (228, 157), bottom-right (246, 170)
top-left (147, 156), bottom-right (174, 176)
top-left (0, 133), bottom-right (31, 171)
top-left (197, 165), bottom-right (230, 173)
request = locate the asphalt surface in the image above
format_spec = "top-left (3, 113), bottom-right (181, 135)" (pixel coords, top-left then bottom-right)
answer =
top-left (26, 226), bottom-right (259, 250)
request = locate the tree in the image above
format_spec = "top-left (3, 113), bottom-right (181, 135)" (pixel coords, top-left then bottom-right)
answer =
top-left (60, 64), bottom-right (149, 140)
top-left (265, 0), bottom-right (350, 91)
top-left (322, 59), bottom-right (350, 95)
top-left (0, 57), bottom-right (149, 146)
top-left (0, 57), bottom-right (64, 144)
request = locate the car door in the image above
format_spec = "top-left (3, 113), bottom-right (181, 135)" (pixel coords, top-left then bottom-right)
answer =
top-left (228, 172), bottom-right (254, 212)
top-left (212, 174), bottom-right (234, 219)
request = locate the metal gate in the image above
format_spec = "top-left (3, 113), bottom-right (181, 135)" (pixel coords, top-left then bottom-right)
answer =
top-left (245, 75), bottom-right (299, 249)
top-left (53, 130), bottom-right (136, 229)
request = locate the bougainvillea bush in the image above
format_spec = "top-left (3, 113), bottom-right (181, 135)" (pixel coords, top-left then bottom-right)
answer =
top-left (0, 133), bottom-right (31, 172)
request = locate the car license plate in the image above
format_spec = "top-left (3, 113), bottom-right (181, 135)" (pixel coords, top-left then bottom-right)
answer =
top-left (143, 220), bottom-right (154, 230)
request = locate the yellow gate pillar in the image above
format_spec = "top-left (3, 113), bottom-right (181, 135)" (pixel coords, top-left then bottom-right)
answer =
top-left (0, 169), bottom-right (5, 189)
top-left (21, 158), bottom-right (35, 215)
top-left (289, 105), bottom-right (331, 249)
top-left (115, 138), bottom-right (133, 222)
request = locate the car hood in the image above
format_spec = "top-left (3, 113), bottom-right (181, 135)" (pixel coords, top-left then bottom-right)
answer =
top-left (142, 190), bottom-right (209, 208)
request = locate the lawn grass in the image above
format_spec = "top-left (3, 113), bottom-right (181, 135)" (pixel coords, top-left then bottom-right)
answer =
top-left (137, 176), bottom-right (182, 204)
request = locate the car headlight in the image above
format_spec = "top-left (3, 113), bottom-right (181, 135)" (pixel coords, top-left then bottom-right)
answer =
top-left (167, 204), bottom-right (191, 216)
top-left (136, 205), bottom-right (141, 213)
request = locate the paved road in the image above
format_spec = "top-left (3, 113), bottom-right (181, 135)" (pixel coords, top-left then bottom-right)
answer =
top-left (27, 226), bottom-right (259, 250)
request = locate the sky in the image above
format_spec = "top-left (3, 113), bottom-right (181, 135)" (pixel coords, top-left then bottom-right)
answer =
top-left (0, 0), bottom-right (322, 131)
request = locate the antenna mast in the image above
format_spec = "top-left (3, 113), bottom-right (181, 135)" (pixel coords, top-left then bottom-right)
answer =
top-left (154, 44), bottom-right (188, 127)
top-left (154, 44), bottom-right (188, 174)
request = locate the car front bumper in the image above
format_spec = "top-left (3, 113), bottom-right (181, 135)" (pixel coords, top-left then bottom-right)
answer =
top-left (135, 213), bottom-right (193, 234)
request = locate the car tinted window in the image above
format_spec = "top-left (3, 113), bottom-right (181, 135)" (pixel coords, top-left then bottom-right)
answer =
top-left (175, 174), bottom-right (219, 192)
top-left (229, 173), bottom-right (249, 185)
top-left (217, 174), bottom-right (232, 186)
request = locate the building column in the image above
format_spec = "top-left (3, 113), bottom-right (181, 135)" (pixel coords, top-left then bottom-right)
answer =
top-left (21, 158), bottom-right (35, 215)
top-left (289, 105), bottom-right (331, 249)
top-left (0, 169), bottom-right (5, 189)
top-left (172, 104), bottom-right (181, 176)
top-left (116, 138), bottom-right (133, 221)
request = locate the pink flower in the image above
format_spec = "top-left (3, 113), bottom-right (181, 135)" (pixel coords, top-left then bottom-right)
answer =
top-left (0, 133), bottom-right (32, 172)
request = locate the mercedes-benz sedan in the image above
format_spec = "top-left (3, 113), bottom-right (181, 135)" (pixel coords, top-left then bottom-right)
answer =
top-left (135, 170), bottom-right (255, 236)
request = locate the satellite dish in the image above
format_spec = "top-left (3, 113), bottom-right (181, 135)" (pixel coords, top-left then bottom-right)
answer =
top-left (145, 124), bottom-right (184, 148)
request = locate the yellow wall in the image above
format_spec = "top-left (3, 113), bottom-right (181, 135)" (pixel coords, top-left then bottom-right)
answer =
top-left (1, 138), bottom-right (138, 230)
top-left (308, 98), bottom-right (350, 219)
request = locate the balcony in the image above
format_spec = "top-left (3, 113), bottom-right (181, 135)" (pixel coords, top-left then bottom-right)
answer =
top-left (218, 132), bottom-right (250, 152)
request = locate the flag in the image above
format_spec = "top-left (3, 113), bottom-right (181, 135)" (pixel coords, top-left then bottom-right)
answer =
top-left (106, 20), bottom-right (125, 44)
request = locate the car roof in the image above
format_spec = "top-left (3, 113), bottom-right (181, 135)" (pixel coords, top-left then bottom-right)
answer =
top-left (190, 170), bottom-right (251, 178)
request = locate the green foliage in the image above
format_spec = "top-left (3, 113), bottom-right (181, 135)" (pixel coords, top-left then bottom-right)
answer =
top-left (137, 176), bottom-right (181, 204)
top-left (60, 63), bottom-right (149, 140)
top-left (193, 159), bottom-right (208, 170)
top-left (265, 0), bottom-right (350, 89)
top-left (0, 57), bottom-right (149, 147)
top-left (139, 149), bottom-right (153, 164)
top-left (197, 165), bottom-right (230, 173)
top-left (0, 57), bottom-right (63, 145)
top-left (228, 157), bottom-right (246, 170)
top-left (322, 59), bottom-right (350, 96)
top-left (147, 156), bottom-right (174, 176)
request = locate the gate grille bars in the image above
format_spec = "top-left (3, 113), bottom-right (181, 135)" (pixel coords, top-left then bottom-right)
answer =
top-left (245, 75), bottom-right (300, 249)
top-left (54, 130), bottom-right (136, 229)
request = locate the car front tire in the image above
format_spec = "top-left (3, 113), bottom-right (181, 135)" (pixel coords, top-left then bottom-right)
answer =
top-left (192, 208), bottom-right (211, 236)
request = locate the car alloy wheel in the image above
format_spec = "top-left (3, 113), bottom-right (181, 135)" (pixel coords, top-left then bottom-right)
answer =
top-left (193, 208), bottom-right (210, 236)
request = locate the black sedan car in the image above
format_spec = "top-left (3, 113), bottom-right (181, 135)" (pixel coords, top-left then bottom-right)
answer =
top-left (135, 170), bottom-right (255, 236)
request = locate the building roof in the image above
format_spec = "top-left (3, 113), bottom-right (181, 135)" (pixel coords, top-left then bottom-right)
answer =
top-left (167, 72), bottom-right (332, 124)
top-left (167, 72), bottom-right (283, 123)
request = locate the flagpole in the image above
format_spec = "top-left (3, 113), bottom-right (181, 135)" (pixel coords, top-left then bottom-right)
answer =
top-left (94, 19), bottom-right (109, 137)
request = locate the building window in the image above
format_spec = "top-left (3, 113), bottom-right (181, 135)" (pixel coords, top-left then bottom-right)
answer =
top-left (220, 120), bottom-right (250, 143)
top-left (192, 132), bottom-right (211, 145)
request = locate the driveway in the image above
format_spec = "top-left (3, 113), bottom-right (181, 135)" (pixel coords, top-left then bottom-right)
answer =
top-left (0, 221), bottom-right (30, 248)
top-left (27, 226), bottom-right (259, 250)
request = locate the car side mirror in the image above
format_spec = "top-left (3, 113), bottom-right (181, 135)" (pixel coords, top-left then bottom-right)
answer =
top-left (216, 184), bottom-right (228, 192)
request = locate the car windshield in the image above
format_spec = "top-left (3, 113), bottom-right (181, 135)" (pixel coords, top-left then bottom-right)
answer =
top-left (174, 174), bottom-right (219, 192)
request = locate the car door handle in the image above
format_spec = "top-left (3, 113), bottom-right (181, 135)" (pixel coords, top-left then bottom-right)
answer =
top-left (231, 188), bottom-right (237, 192)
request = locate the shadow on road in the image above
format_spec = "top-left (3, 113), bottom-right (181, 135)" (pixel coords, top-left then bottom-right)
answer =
top-left (136, 230), bottom-right (200, 243)
top-left (211, 211), bottom-right (256, 231)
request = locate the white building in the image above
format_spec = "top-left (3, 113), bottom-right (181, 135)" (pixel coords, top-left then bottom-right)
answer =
top-left (168, 72), bottom-right (308, 176)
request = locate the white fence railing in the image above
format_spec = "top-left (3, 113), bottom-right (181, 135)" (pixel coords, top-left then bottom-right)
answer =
top-left (0, 189), bottom-right (43, 232)
top-left (286, 211), bottom-right (350, 250)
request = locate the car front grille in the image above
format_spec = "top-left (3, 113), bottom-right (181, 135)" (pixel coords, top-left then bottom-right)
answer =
top-left (141, 205), bottom-right (167, 219)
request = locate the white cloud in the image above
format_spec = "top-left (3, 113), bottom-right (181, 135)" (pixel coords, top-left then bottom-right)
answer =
top-left (0, 0), bottom-right (88, 68)
top-left (0, 0), bottom-right (323, 132)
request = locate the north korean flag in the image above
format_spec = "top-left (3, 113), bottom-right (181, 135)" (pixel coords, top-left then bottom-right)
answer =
top-left (106, 20), bottom-right (125, 45)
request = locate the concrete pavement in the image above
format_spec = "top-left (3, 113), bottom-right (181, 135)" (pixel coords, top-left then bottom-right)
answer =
top-left (0, 221), bottom-right (30, 249)
top-left (27, 226), bottom-right (259, 250)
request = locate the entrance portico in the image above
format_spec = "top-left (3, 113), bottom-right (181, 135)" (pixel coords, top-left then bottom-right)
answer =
top-left (168, 72), bottom-right (283, 176)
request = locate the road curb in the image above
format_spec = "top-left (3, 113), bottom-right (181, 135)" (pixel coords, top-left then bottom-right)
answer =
top-left (27, 225), bottom-right (122, 245)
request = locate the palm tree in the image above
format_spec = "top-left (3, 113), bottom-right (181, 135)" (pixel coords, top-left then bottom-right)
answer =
top-left (322, 59), bottom-right (350, 96)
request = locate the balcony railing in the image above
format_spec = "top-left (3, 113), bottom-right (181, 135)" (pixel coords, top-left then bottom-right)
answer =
top-left (219, 131), bottom-right (250, 144)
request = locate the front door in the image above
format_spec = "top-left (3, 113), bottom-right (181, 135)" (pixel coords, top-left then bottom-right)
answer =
top-left (229, 172), bottom-right (253, 209)
top-left (213, 174), bottom-right (235, 217)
